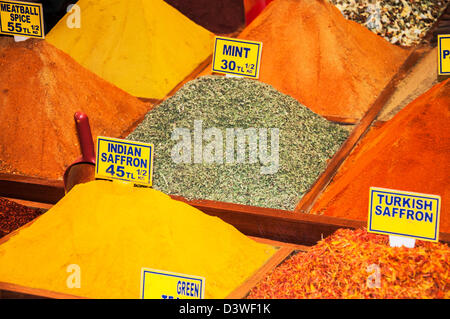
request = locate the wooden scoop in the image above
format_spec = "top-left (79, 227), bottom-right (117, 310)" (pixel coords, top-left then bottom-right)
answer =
top-left (63, 112), bottom-right (96, 193)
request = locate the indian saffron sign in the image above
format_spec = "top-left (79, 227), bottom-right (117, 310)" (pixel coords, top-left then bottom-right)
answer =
top-left (0, 0), bottom-right (44, 38)
top-left (212, 36), bottom-right (262, 78)
top-left (95, 136), bottom-right (154, 186)
top-left (141, 268), bottom-right (205, 299)
top-left (368, 187), bottom-right (441, 242)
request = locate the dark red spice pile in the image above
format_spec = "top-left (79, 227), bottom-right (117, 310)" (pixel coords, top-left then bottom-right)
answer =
top-left (247, 228), bottom-right (449, 299)
top-left (0, 198), bottom-right (44, 239)
top-left (164, 0), bottom-right (245, 34)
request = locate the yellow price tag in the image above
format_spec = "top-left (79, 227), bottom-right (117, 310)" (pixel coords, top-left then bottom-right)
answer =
top-left (141, 268), bottom-right (205, 299)
top-left (0, 0), bottom-right (44, 38)
top-left (95, 136), bottom-right (154, 186)
top-left (438, 35), bottom-right (450, 75)
top-left (212, 36), bottom-right (262, 79)
top-left (368, 187), bottom-right (441, 242)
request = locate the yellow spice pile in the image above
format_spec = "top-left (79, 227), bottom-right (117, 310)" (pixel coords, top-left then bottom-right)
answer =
top-left (46, 0), bottom-right (214, 99)
top-left (0, 181), bottom-right (275, 298)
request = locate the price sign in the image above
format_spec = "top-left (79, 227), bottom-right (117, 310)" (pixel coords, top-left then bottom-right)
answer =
top-left (212, 36), bottom-right (262, 79)
top-left (95, 136), bottom-right (154, 186)
top-left (141, 268), bottom-right (205, 299)
top-left (0, 0), bottom-right (44, 38)
top-left (368, 187), bottom-right (441, 242)
top-left (438, 34), bottom-right (450, 75)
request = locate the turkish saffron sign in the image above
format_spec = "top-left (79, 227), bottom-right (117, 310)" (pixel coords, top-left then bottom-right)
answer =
top-left (368, 187), bottom-right (441, 242)
top-left (0, 0), bottom-right (44, 38)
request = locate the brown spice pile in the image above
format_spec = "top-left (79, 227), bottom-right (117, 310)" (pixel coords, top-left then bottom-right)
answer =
top-left (0, 198), bottom-right (44, 239)
top-left (0, 38), bottom-right (149, 180)
top-left (237, 0), bottom-right (409, 121)
top-left (248, 228), bottom-right (450, 299)
top-left (310, 80), bottom-right (450, 232)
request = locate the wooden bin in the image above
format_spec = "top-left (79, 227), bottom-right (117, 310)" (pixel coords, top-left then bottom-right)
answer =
top-left (0, 208), bottom-right (302, 299)
top-left (0, 3), bottom-right (448, 299)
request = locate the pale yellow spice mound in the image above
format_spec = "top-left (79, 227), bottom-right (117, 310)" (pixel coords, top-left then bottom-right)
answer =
top-left (0, 181), bottom-right (275, 299)
top-left (46, 0), bottom-right (214, 99)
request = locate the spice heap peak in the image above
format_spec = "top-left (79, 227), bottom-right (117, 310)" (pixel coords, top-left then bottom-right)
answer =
top-left (0, 38), bottom-right (148, 180)
top-left (311, 80), bottom-right (450, 232)
top-left (47, 0), bottom-right (215, 99)
top-left (0, 180), bottom-right (275, 299)
top-left (128, 76), bottom-right (349, 210)
top-left (238, 0), bottom-right (409, 120)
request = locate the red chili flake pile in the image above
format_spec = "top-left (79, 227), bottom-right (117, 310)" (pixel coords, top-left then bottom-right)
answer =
top-left (247, 228), bottom-right (449, 299)
top-left (0, 198), bottom-right (44, 239)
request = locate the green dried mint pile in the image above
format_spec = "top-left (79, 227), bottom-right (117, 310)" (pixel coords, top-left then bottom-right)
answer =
top-left (128, 76), bottom-right (349, 210)
top-left (329, 0), bottom-right (449, 46)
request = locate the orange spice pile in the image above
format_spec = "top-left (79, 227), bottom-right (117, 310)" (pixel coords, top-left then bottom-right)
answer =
top-left (237, 0), bottom-right (409, 121)
top-left (248, 228), bottom-right (450, 299)
top-left (310, 80), bottom-right (450, 232)
top-left (0, 38), bottom-right (149, 180)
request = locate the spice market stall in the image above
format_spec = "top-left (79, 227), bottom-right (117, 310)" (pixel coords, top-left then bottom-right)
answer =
top-left (0, 0), bottom-right (449, 300)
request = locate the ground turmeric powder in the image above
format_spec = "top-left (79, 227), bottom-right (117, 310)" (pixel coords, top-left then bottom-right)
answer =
top-left (0, 180), bottom-right (275, 299)
top-left (46, 0), bottom-right (215, 99)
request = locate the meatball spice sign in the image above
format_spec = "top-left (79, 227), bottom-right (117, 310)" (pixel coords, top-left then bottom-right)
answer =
top-left (212, 36), bottom-right (262, 78)
top-left (95, 136), bottom-right (154, 186)
top-left (141, 268), bottom-right (205, 299)
top-left (0, 0), bottom-right (44, 38)
top-left (368, 187), bottom-right (441, 243)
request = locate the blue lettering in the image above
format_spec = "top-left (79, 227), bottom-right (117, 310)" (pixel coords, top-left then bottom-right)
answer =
top-left (135, 147), bottom-right (142, 157)
top-left (235, 46), bottom-right (243, 57)
top-left (243, 47), bottom-right (251, 58)
top-left (375, 205), bottom-right (382, 215)
top-left (406, 210), bottom-right (414, 220)
top-left (383, 207), bottom-right (391, 217)
top-left (423, 200), bottom-right (433, 211)
top-left (444, 50), bottom-right (450, 59)
top-left (385, 195), bottom-right (393, 205)
top-left (416, 199), bottom-right (423, 210)
top-left (223, 45), bottom-right (233, 56)
top-left (415, 211), bottom-right (424, 221)
top-left (193, 283), bottom-right (199, 297)
top-left (402, 198), bottom-right (411, 208)
top-left (101, 153), bottom-right (107, 162)
top-left (424, 212), bottom-right (433, 223)
top-left (392, 207), bottom-right (399, 217)
top-left (377, 194), bottom-right (384, 203)
top-left (399, 208), bottom-right (406, 219)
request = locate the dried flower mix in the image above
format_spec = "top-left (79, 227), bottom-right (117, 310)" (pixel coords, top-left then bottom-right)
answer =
top-left (248, 228), bottom-right (450, 299)
top-left (328, 0), bottom-right (449, 46)
top-left (0, 180), bottom-right (276, 299)
top-left (0, 198), bottom-right (44, 239)
top-left (128, 76), bottom-right (349, 210)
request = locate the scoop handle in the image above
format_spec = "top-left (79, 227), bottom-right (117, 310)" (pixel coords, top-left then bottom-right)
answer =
top-left (74, 111), bottom-right (96, 164)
